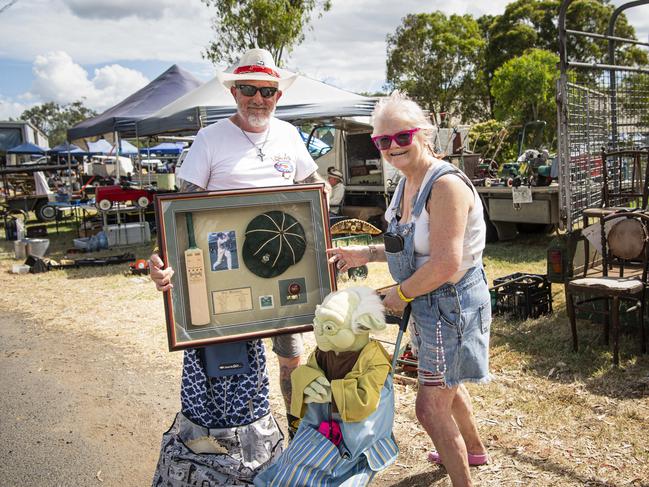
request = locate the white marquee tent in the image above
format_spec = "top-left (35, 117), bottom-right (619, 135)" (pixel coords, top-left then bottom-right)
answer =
top-left (136, 68), bottom-right (377, 136)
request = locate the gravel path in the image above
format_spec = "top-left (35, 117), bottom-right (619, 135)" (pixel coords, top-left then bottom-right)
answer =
top-left (0, 309), bottom-right (181, 486)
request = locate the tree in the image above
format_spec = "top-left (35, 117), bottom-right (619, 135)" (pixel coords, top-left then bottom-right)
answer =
top-left (201, 0), bottom-right (331, 66)
top-left (385, 12), bottom-right (489, 123)
top-left (484, 0), bottom-right (647, 85)
top-left (491, 49), bottom-right (559, 149)
top-left (20, 101), bottom-right (96, 147)
top-left (480, 0), bottom-right (647, 117)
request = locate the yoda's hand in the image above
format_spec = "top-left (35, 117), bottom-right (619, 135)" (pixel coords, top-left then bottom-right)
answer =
top-left (304, 376), bottom-right (331, 404)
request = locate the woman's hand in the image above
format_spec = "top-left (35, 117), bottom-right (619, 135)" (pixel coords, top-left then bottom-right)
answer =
top-left (326, 245), bottom-right (370, 273)
top-left (149, 254), bottom-right (174, 292)
top-left (382, 285), bottom-right (406, 315)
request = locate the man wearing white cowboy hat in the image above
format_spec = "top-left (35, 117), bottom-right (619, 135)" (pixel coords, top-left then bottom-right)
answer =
top-left (150, 48), bottom-right (329, 448)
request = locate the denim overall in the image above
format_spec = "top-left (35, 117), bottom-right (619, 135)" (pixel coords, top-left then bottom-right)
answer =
top-left (385, 163), bottom-right (491, 387)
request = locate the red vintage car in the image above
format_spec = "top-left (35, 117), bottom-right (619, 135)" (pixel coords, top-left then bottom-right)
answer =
top-left (94, 185), bottom-right (154, 211)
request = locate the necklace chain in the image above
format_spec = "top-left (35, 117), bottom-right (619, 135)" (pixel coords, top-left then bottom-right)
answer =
top-left (240, 127), bottom-right (270, 162)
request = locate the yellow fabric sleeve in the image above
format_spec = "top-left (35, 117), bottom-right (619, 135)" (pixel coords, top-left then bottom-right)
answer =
top-left (290, 352), bottom-right (325, 418)
top-left (330, 341), bottom-right (391, 422)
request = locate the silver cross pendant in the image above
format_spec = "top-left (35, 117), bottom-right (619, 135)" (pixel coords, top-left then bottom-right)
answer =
top-left (257, 148), bottom-right (265, 162)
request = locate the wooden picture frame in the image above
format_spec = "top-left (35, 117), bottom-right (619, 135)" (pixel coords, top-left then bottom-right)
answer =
top-left (154, 184), bottom-right (334, 351)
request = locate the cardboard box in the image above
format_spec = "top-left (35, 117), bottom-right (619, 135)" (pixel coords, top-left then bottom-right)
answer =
top-left (103, 222), bottom-right (151, 246)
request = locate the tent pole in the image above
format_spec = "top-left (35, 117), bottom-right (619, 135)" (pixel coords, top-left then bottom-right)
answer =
top-left (67, 142), bottom-right (72, 200)
top-left (115, 131), bottom-right (121, 183)
top-left (135, 125), bottom-right (144, 187)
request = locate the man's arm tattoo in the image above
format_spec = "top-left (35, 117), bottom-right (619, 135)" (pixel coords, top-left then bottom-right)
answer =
top-left (180, 180), bottom-right (205, 193)
top-left (279, 364), bottom-right (293, 410)
top-left (297, 171), bottom-right (331, 196)
top-left (297, 171), bottom-right (325, 184)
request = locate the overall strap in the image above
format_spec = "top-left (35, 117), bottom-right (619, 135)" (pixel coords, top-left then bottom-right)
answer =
top-left (411, 163), bottom-right (462, 218)
top-left (392, 177), bottom-right (407, 210)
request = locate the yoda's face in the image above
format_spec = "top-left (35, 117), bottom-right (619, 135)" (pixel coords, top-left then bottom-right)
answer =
top-left (312, 292), bottom-right (369, 353)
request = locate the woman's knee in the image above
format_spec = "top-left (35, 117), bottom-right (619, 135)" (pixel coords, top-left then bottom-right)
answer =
top-left (415, 387), bottom-right (454, 423)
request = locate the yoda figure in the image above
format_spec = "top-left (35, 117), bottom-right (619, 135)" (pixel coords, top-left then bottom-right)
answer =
top-left (254, 286), bottom-right (399, 487)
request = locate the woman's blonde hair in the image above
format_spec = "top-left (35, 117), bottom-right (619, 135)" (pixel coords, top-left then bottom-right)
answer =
top-left (370, 90), bottom-right (435, 151)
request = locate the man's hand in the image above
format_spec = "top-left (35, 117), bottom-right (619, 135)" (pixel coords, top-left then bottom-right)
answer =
top-left (149, 253), bottom-right (174, 292)
top-left (304, 375), bottom-right (331, 404)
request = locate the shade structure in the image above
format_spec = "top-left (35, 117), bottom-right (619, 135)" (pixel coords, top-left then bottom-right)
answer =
top-left (67, 64), bottom-right (203, 140)
top-left (7, 142), bottom-right (48, 154)
top-left (86, 139), bottom-right (139, 155)
top-left (115, 139), bottom-right (139, 155)
top-left (49, 142), bottom-right (83, 154)
top-left (140, 141), bottom-right (185, 155)
top-left (87, 139), bottom-right (113, 154)
top-left (136, 68), bottom-right (377, 136)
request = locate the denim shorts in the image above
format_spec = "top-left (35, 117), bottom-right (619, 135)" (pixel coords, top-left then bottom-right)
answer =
top-left (271, 333), bottom-right (304, 359)
top-left (410, 266), bottom-right (491, 387)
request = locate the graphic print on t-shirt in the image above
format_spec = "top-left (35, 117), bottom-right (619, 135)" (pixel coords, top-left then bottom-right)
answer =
top-left (272, 153), bottom-right (295, 179)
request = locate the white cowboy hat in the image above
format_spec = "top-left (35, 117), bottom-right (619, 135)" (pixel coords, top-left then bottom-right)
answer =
top-left (218, 48), bottom-right (297, 91)
top-left (327, 167), bottom-right (344, 181)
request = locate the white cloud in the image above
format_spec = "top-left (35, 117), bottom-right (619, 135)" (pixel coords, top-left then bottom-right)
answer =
top-left (0, 96), bottom-right (29, 120)
top-left (26, 51), bottom-right (149, 112)
top-left (0, 0), bottom-right (212, 64)
top-left (63, 0), bottom-right (182, 20)
top-left (288, 0), bottom-right (513, 94)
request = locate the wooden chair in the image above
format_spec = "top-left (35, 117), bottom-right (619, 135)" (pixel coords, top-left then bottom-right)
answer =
top-left (600, 148), bottom-right (649, 209)
top-left (565, 209), bottom-right (649, 365)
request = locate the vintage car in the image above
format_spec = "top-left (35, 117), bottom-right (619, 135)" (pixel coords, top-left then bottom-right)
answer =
top-left (94, 184), bottom-right (154, 210)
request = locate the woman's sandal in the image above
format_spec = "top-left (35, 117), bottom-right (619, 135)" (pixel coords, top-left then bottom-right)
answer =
top-left (427, 450), bottom-right (489, 466)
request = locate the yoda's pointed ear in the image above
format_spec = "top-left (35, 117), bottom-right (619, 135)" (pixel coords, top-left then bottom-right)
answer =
top-left (353, 313), bottom-right (387, 333)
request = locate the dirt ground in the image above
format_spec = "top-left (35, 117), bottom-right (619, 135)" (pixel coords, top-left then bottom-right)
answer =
top-left (1, 244), bottom-right (648, 487)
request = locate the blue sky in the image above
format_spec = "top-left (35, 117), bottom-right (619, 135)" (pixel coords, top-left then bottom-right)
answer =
top-left (1, 0), bottom-right (648, 119)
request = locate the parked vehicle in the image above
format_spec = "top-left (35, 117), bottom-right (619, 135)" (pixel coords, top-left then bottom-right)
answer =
top-left (94, 184), bottom-right (155, 210)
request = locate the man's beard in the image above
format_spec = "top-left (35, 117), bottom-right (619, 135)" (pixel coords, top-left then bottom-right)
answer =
top-left (239, 106), bottom-right (275, 129)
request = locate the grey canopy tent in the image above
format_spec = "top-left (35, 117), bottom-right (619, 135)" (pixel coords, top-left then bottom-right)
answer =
top-left (136, 68), bottom-right (377, 136)
top-left (67, 64), bottom-right (203, 140)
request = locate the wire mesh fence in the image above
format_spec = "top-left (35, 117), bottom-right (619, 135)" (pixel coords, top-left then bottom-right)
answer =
top-left (559, 66), bottom-right (649, 231)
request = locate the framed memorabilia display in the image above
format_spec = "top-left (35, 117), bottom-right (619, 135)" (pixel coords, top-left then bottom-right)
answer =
top-left (154, 184), bottom-right (335, 351)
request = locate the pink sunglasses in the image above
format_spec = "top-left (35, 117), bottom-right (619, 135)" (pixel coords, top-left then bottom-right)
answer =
top-left (371, 128), bottom-right (420, 151)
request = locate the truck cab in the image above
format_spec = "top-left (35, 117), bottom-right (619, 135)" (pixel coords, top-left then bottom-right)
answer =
top-left (306, 119), bottom-right (396, 229)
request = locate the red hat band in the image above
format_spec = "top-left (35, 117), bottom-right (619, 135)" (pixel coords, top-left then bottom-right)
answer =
top-left (233, 65), bottom-right (280, 78)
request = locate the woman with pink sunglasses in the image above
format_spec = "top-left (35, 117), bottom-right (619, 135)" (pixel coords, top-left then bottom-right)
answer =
top-left (327, 91), bottom-right (491, 487)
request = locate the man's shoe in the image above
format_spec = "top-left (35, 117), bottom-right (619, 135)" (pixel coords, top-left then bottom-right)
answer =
top-left (286, 413), bottom-right (301, 441)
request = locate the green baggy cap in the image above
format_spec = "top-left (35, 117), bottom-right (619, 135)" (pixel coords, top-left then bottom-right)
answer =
top-left (243, 211), bottom-right (307, 278)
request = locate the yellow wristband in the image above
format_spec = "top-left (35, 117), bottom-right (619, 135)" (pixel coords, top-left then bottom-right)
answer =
top-left (397, 284), bottom-right (414, 302)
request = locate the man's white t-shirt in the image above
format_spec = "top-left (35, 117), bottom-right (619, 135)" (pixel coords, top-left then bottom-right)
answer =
top-left (177, 118), bottom-right (318, 190)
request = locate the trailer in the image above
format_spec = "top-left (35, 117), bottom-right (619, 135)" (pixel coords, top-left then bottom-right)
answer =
top-left (476, 184), bottom-right (560, 241)
top-left (548, 0), bottom-right (649, 282)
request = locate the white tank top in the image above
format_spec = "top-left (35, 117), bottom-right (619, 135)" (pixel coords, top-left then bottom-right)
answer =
top-left (386, 163), bottom-right (486, 271)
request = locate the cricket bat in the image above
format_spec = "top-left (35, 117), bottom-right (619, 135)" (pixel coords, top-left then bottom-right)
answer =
top-left (184, 212), bottom-right (210, 326)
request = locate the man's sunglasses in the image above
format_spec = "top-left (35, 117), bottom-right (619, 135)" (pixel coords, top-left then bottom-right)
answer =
top-left (235, 84), bottom-right (278, 98)
top-left (371, 128), bottom-right (420, 151)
